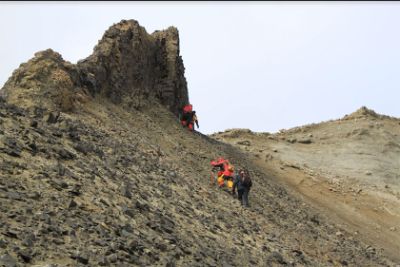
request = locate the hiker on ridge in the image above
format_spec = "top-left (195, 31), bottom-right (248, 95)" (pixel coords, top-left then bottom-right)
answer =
top-left (232, 168), bottom-right (252, 207)
top-left (180, 104), bottom-right (198, 132)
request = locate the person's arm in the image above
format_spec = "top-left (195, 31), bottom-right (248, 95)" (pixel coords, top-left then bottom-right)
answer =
top-left (194, 115), bottom-right (199, 128)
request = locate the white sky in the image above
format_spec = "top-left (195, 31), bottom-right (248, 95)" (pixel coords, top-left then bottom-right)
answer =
top-left (1, 2), bottom-right (400, 134)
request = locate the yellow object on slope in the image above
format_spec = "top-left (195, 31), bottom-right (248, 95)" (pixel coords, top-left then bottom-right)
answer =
top-left (227, 180), bottom-right (233, 189)
top-left (217, 175), bottom-right (225, 187)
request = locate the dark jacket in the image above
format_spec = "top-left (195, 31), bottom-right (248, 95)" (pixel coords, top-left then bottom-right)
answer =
top-left (232, 173), bottom-right (252, 192)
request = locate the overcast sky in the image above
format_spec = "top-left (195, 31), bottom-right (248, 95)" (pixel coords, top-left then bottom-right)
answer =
top-left (1, 2), bottom-right (400, 134)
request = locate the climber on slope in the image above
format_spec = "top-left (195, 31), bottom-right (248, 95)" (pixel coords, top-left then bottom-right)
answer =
top-left (180, 104), bottom-right (192, 130)
top-left (180, 104), bottom-right (199, 132)
top-left (210, 157), bottom-right (234, 189)
top-left (232, 168), bottom-right (253, 207)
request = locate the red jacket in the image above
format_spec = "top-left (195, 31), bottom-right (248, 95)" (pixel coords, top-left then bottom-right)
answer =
top-left (211, 158), bottom-right (233, 177)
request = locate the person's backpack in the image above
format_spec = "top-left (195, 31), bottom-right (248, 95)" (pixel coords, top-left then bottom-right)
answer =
top-left (183, 104), bottom-right (193, 113)
top-left (241, 173), bottom-right (252, 187)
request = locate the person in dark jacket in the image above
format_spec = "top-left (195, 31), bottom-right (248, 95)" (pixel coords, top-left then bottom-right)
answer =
top-left (232, 168), bottom-right (252, 207)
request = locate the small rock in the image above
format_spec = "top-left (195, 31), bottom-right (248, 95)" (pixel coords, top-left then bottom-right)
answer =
top-left (122, 206), bottom-right (135, 218)
top-left (120, 183), bottom-right (132, 199)
top-left (298, 138), bottom-right (312, 144)
top-left (236, 140), bottom-right (251, 146)
top-left (107, 253), bottom-right (118, 263)
top-left (75, 253), bottom-right (89, 265)
top-left (18, 249), bottom-right (32, 263)
top-left (30, 120), bottom-right (38, 128)
top-left (57, 148), bottom-right (76, 160)
top-left (336, 231), bottom-right (343, 237)
top-left (310, 215), bottom-right (319, 225)
top-left (27, 191), bottom-right (41, 200)
top-left (266, 251), bottom-right (286, 264)
top-left (3, 229), bottom-right (18, 239)
top-left (0, 254), bottom-right (17, 267)
top-left (6, 192), bottom-right (23, 201)
top-left (74, 141), bottom-right (95, 155)
top-left (50, 179), bottom-right (68, 191)
top-left (0, 239), bottom-right (7, 248)
top-left (21, 234), bottom-right (36, 247)
top-left (98, 256), bottom-right (109, 266)
top-left (46, 112), bottom-right (60, 124)
top-left (68, 199), bottom-right (78, 209)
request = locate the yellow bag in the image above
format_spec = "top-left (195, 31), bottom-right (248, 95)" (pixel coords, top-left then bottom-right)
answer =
top-left (227, 180), bottom-right (233, 189)
top-left (217, 175), bottom-right (225, 187)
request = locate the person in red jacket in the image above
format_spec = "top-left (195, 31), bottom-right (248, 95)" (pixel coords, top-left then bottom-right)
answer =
top-left (180, 104), bottom-right (193, 129)
top-left (180, 104), bottom-right (200, 132)
top-left (210, 157), bottom-right (234, 188)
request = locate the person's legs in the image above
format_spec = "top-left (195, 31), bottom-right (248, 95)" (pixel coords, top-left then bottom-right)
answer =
top-left (242, 189), bottom-right (250, 207)
top-left (238, 189), bottom-right (244, 205)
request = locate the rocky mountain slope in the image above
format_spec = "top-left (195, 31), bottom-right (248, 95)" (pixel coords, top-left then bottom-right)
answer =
top-left (0, 20), bottom-right (398, 266)
top-left (212, 107), bottom-right (400, 264)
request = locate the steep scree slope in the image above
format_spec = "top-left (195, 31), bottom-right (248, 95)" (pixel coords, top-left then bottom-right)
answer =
top-left (0, 20), bottom-right (397, 266)
top-left (0, 98), bottom-right (396, 267)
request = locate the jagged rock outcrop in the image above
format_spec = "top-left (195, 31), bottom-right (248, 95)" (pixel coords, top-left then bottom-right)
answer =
top-left (1, 19), bottom-right (188, 116)
top-left (78, 19), bottom-right (188, 115)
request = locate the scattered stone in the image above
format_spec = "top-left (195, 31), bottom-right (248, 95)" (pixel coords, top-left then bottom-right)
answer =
top-left (236, 140), bottom-right (251, 146)
top-left (68, 199), bottom-right (78, 209)
top-left (266, 251), bottom-right (286, 264)
top-left (120, 183), bottom-right (132, 199)
top-left (75, 253), bottom-right (89, 265)
top-left (0, 253), bottom-right (17, 267)
top-left (18, 249), bottom-right (32, 263)
top-left (57, 148), bottom-right (76, 160)
top-left (46, 112), bottom-right (60, 124)
top-left (0, 239), bottom-right (7, 248)
top-left (74, 141), bottom-right (95, 155)
top-left (3, 229), bottom-right (18, 239)
top-left (21, 234), bottom-right (35, 247)
top-left (107, 253), bottom-right (118, 264)
top-left (298, 138), bottom-right (312, 144)
top-left (50, 179), bottom-right (69, 190)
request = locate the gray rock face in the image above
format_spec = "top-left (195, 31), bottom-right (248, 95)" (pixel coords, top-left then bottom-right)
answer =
top-left (78, 20), bottom-right (188, 116)
top-left (1, 19), bottom-right (188, 117)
